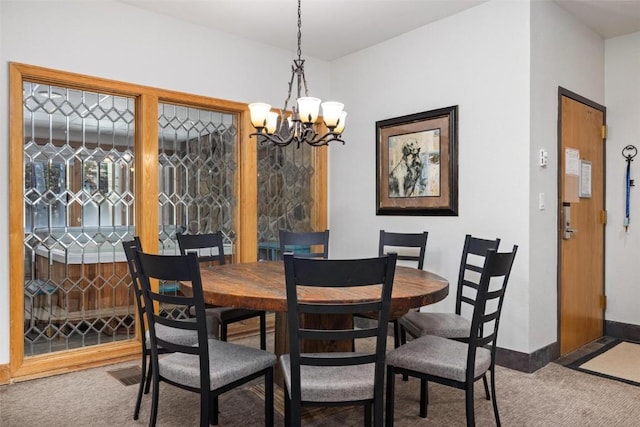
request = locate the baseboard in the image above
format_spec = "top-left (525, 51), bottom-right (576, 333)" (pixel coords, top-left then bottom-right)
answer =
top-left (495, 341), bottom-right (559, 373)
top-left (0, 363), bottom-right (10, 385)
top-left (605, 320), bottom-right (640, 342)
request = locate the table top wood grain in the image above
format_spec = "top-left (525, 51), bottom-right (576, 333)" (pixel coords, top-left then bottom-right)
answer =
top-left (183, 261), bottom-right (449, 317)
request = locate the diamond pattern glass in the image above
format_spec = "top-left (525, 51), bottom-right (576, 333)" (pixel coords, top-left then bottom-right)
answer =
top-left (157, 104), bottom-right (237, 315)
top-left (257, 141), bottom-right (315, 260)
top-left (22, 82), bottom-right (136, 356)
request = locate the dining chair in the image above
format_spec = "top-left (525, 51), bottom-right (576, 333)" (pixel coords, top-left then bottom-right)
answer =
top-left (385, 246), bottom-right (518, 427)
top-left (177, 232), bottom-right (267, 350)
top-left (122, 238), bottom-right (218, 420)
top-left (375, 230), bottom-right (428, 348)
top-left (398, 234), bottom-right (500, 397)
top-left (135, 250), bottom-right (276, 427)
top-left (280, 252), bottom-right (397, 427)
top-left (278, 229), bottom-right (329, 259)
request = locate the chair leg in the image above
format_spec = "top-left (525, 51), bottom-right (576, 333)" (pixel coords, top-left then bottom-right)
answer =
top-left (134, 353), bottom-right (146, 420)
top-left (482, 373), bottom-right (490, 400)
top-left (149, 367), bottom-right (160, 427)
top-left (200, 391), bottom-right (209, 427)
top-left (265, 368), bottom-right (274, 426)
top-left (210, 395), bottom-right (219, 426)
top-left (144, 360), bottom-right (153, 394)
top-left (393, 320), bottom-right (401, 348)
top-left (419, 378), bottom-right (428, 418)
top-left (490, 367), bottom-right (501, 426)
top-left (365, 402), bottom-right (372, 427)
top-left (374, 390), bottom-right (384, 427)
top-left (399, 324), bottom-right (407, 346)
top-left (465, 379), bottom-right (475, 427)
top-left (284, 389), bottom-right (291, 427)
top-left (221, 323), bottom-right (228, 342)
top-left (260, 313), bottom-right (267, 350)
top-left (385, 366), bottom-right (395, 427)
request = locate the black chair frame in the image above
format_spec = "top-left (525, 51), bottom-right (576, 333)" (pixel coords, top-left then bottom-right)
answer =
top-left (279, 229), bottom-right (330, 259)
top-left (177, 232), bottom-right (267, 350)
top-left (386, 246), bottom-right (518, 427)
top-left (122, 237), bottom-right (151, 420)
top-left (378, 230), bottom-right (428, 348)
top-left (135, 251), bottom-right (274, 427)
top-left (283, 252), bottom-right (397, 427)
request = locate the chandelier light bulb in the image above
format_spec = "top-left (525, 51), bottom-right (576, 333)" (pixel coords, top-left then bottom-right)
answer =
top-left (334, 111), bottom-right (347, 134)
top-left (321, 102), bottom-right (344, 128)
top-left (297, 97), bottom-right (321, 124)
top-left (248, 103), bottom-right (271, 128)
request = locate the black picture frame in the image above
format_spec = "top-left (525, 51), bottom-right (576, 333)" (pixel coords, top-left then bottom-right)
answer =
top-left (376, 106), bottom-right (458, 216)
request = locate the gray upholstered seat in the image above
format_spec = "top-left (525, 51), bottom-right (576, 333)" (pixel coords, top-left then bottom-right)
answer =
top-left (279, 353), bottom-right (375, 402)
top-left (399, 311), bottom-right (470, 340)
top-left (145, 317), bottom-right (219, 349)
top-left (385, 335), bottom-right (491, 383)
top-left (160, 339), bottom-right (276, 390)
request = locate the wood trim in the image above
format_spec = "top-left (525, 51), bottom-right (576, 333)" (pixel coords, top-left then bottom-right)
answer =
top-left (0, 364), bottom-right (10, 385)
top-left (9, 63), bottom-right (26, 375)
top-left (11, 341), bottom-right (139, 382)
top-left (312, 145), bottom-right (328, 231)
top-left (137, 93), bottom-right (159, 270)
top-left (238, 108), bottom-right (258, 263)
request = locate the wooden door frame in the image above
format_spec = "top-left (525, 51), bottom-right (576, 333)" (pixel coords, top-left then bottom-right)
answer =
top-left (556, 86), bottom-right (606, 352)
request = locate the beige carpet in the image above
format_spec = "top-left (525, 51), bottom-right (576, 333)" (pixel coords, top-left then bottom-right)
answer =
top-left (577, 340), bottom-right (640, 385)
top-left (3, 334), bottom-right (640, 426)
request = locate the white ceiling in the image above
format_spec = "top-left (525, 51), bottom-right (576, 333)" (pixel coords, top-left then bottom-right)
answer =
top-left (121, 0), bottom-right (640, 61)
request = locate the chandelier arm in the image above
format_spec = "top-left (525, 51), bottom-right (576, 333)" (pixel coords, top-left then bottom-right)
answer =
top-left (250, 130), bottom-right (296, 147)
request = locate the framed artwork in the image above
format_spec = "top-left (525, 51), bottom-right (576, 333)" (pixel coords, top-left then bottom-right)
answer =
top-left (376, 106), bottom-right (458, 216)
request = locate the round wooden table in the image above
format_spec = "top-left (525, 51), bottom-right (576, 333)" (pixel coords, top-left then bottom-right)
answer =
top-left (182, 260), bottom-right (448, 385)
top-left (191, 260), bottom-right (449, 318)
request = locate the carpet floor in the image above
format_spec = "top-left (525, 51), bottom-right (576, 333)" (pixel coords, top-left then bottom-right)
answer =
top-left (2, 334), bottom-right (640, 426)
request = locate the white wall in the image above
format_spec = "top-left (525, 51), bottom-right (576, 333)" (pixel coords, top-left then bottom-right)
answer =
top-left (328, 1), bottom-right (531, 352)
top-left (604, 32), bottom-right (640, 325)
top-left (529, 2), bottom-right (604, 350)
top-left (0, 0), bottom-right (331, 365)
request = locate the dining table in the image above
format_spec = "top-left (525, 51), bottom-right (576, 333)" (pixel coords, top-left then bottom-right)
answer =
top-left (180, 260), bottom-right (448, 361)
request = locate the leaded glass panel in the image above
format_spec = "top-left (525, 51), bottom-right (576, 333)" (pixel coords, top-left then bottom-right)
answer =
top-left (22, 82), bottom-right (136, 356)
top-left (157, 103), bottom-right (237, 315)
top-left (257, 142), bottom-right (314, 260)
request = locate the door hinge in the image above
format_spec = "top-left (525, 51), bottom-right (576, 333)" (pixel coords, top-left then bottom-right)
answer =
top-left (602, 125), bottom-right (608, 139)
top-left (600, 295), bottom-right (607, 310)
top-left (600, 210), bottom-right (608, 224)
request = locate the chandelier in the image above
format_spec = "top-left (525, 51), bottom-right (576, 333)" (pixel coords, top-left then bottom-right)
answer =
top-left (248, 0), bottom-right (346, 148)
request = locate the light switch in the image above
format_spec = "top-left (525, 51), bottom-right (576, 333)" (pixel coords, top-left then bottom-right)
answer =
top-left (539, 193), bottom-right (545, 210)
top-left (540, 149), bottom-right (548, 167)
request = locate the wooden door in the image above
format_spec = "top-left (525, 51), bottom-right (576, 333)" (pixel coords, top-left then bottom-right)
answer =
top-left (558, 89), bottom-right (606, 355)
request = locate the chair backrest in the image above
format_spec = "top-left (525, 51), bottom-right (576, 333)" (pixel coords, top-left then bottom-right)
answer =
top-left (135, 251), bottom-right (211, 390)
top-left (466, 246), bottom-right (518, 379)
top-left (378, 230), bottom-right (428, 270)
top-left (279, 230), bottom-right (329, 259)
top-left (283, 252), bottom-right (397, 403)
top-left (455, 234), bottom-right (501, 316)
top-left (122, 237), bottom-right (145, 338)
top-left (177, 232), bottom-right (226, 265)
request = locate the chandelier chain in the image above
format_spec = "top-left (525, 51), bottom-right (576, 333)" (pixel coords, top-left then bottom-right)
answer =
top-left (297, 0), bottom-right (302, 60)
